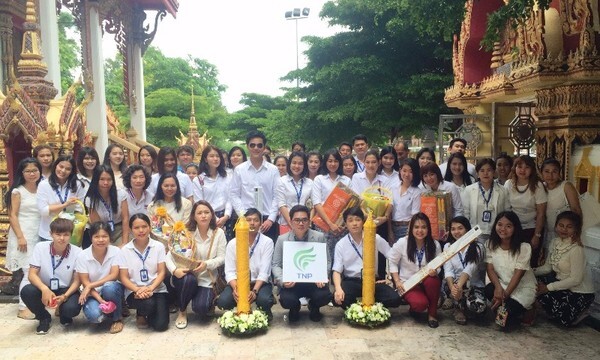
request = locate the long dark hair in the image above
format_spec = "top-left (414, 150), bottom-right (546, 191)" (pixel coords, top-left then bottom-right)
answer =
top-left (406, 212), bottom-right (437, 263)
top-left (400, 158), bottom-right (421, 187)
top-left (287, 151), bottom-right (308, 178)
top-left (447, 216), bottom-right (481, 264)
top-left (444, 152), bottom-right (472, 186)
top-left (103, 144), bottom-right (127, 173)
top-left (85, 165), bottom-right (119, 214)
top-left (157, 147), bottom-right (177, 174)
top-left (154, 172), bottom-right (182, 211)
top-left (199, 145), bottom-right (227, 177)
top-left (228, 146), bottom-right (247, 168)
top-left (76, 146), bottom-right (100, 178)
top-left (138, 145), bottom-right (158, 173)
top-left (378, 146), bottom-right (399, 174)
top-left (416, 147), bottom-right (436, 164)
top-left (488, 211), bottom-right (524, 256)
top-left (187, 200), bottom-right (217, 231)
top-left (320, 148), bottom-right (343, 176)
top-left (5, 158), bottom-right (41, 210)
top-left (49, 155), bottom-right (81, 192)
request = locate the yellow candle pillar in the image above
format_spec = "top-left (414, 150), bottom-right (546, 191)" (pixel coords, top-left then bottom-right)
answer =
top-left (235, 215), bottom-right (251, 314)
top-left (362, 213), bottom-right (376, 307)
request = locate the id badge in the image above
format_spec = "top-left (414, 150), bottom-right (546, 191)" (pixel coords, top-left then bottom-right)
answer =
top-left (107, 221), bottom-right (115, 232)
top-left (140, 269), bottom-right (149, 282)
top-left (482, 210), bottom-right (492, 223)
top-left (50, 278), bottom-right (59, 291)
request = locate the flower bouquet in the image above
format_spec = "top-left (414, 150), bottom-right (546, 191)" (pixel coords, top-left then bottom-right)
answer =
top-left (217, 309), bottom-right (269, 337)
top-left (149, 206), bottom-right (173, 247)
top-left (344, 301), bottom-right (391, 328)
top-left (168, 221), bottom-right (199, 270)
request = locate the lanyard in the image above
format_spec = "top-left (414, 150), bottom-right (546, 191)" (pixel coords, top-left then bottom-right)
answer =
top-left (249, 234), bottom-right (260, 258)
top-left (127, 189), bottom-right (143, 206)
top-left (291, 178), bottom-right (304, 204)
top-left (416, 247), bottom-right (425, 269)
top-left (458, 250), bottom-right (467, 269)
top-left (55, 186), bottom-right (69, 204)
top-left (133, 246), bottom-right (151, 269)
top-left (50, 249), bottom-right (67, 276)
top-left (356, 159), bottom-right (365, 172)
top-left (99, 196), bottom-right (113, 222)
top-left (348, 234), bottom-right (363, 260)
top-left (478, 183), bottom-right (493, 209)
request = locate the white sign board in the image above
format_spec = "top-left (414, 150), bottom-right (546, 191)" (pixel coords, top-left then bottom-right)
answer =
top-left (282, 242), bottom-right (328, 283)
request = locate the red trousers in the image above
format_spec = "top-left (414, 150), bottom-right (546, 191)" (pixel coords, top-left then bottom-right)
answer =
top-left (403, 275), bottom-right (441, 317)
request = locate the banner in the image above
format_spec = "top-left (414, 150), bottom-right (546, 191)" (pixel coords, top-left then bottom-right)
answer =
top-left (282, 242), bottom-right (328, 283)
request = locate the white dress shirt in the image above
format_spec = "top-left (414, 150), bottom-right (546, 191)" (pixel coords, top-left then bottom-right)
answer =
top-left (275, 175), bottom-right (313, 226)
top-left (84, 189), bottom-right (127, 225)
top-left (122, 189), bottom-right (153, 217)
top-left (442, 242), bottom-right (485, 288)
top-left (311, 174), bottom-right (351, 206)
top-left (391, 184), bottom-right (423, 222)
top-left (332, 233), bottom-right (390, 278)
top-left (388, 236), bottom-right (442, 281)
top-left (192, 173), bottom-right (232, 216)
top-left (229, 160), bottom-right (280, 221)
top-left (119, 239), bottom-right (168, 297)
top-left (439, 161), bottom-right (477, 180)
top-left (380, 170), bottom-right (400, 190)
top-left (350, 172), bottom-right (390, 196)
top-left (30, 242), bottom-right (82, 289)
top-left (75, 245), bottom-right (122, 291)
top-left (504, 180), bottom-right (548, 229)
top-left (224, 233), bottom-right (274, 283)
top-left (463, 182), bottom-right (510, 235)
top-left (37, 179), bottom-right (87, 239)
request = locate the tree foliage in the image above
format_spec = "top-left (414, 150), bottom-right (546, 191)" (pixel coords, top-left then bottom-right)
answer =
top-left (57, 12), bottom-right (79, 94)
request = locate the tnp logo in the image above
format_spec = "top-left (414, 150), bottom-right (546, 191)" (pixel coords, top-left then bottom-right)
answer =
top-left (293, 246), bottom-right (316, 272)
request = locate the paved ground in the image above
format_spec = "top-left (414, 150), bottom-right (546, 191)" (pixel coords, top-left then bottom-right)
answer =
top-left (1, 301), bottom-right (598, 360)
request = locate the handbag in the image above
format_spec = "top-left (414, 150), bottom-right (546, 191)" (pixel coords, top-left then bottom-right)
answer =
top-left (205, 230), bottom-right (227, 299)
top-left (55, 199), bottom-right (89, 246)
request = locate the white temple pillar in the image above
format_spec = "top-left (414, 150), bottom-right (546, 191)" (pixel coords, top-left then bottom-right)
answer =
top-left (85, 3), bottom-right (108, 154)
top-left (39, 0), bottom-right (61, 97)
top-left (128, 43), bottom-right (146, 140)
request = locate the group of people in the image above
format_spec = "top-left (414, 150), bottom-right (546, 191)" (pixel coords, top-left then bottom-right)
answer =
top-left (2, 130), bottom-right (595, 335)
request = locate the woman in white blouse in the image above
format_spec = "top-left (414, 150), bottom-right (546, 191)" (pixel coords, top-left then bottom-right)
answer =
top-left (534, 211), bottom-right (595, 326)
top-left (102, 144), bottom-right (127, 189)
top-left (76, 222), bottom-right (124, 333)
top-left (441, 216), bottom-right (486, 325)
top-left (149, 147), bottom-right (193, 200)
top-left (121, 165), bottom-right (153, 244)
top-left (36, 155), bottom-right (87, 242)
top-left (504, 155), bottom-right (547, 267)
top-left (389, 212), bottom-right (442, 328)
top-left (167, 201), bottom-right (227, 329)
top-left (419, 162), bottom-right (463, 217)
top-left (276, 151), bottom-right (313, 235)
top-left (442, 152), bottom-right (474, 195)
top-left (391, 158), bottom-right (422, 241)
top-left (485, 211), bottom-right (537, 329)
top-left (148, 173), bottom-right (192, 224)
top-left (193, 145), bottom-right (232, 235)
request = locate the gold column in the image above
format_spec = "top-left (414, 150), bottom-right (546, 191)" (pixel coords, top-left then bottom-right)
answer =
top-left (235, 216), bottom-right (251, 314)
top-left (361, 213), bottom-right (376, 307)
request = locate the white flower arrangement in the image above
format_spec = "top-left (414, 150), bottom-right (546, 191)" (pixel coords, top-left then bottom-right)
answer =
top-left (217, 309), bottom-right (269, 336)
top-left (344, 301), bottom-right (391, 328)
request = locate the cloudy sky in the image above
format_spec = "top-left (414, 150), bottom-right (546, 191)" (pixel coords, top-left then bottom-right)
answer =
top-left (104, 1), bottom-right (341, 112)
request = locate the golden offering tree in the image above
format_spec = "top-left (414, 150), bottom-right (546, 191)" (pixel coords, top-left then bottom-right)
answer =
top-left (361, 213), bottom-right (376, 307)
top-left (235, 215), bottom-right (251, 314)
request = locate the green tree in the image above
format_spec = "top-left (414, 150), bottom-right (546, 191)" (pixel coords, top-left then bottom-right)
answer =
top-left (58, 12), bottom-right (79, 94)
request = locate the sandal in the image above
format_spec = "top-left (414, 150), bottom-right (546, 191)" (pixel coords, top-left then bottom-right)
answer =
top-left (454, 309), bottom-right (467, 325)
top-left (175, 311), bottom-right (188, 329)
top-left (441, 297), bottom-right (454, 310)
top-left (109, 320), bottom-right (124, 334)
top-left (17, 308), bottom-right (36, 320)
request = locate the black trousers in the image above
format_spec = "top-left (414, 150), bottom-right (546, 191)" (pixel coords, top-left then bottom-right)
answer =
top-left (279, 283), bottom-right (332, 310)
top-left (217, 282), bottom-right (274, 312)
top-left (126, 292), bottom-right (169, 331)
top-left (335, 278), bottom-right (401, 309)
top-left (20, 284), bottom-right (81, 321)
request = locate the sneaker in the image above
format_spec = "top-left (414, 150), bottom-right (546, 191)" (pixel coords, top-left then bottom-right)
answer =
top-left (36, 318), bottom-right (51, 335)
top-left (288, 307), bottom-right (300, 323)
top-left (308, 305), bottom-right (323, 322)
top-left (59, 316), bottom-right (73, 326)
top-left (299, 297), bottom-right (308, 306)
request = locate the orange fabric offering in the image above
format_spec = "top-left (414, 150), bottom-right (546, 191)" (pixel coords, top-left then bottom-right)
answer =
top-left (420, 192), bottom-right (452, 240)
top-left (312, 183), bottom-right (359, 232)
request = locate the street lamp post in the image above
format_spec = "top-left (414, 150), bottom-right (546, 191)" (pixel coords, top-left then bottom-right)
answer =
top-left (285, 8), bottom-right (310, 99)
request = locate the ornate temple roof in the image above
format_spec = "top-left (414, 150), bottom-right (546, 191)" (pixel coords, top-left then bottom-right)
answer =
top-left (135, 0), bottom-right (179, 17)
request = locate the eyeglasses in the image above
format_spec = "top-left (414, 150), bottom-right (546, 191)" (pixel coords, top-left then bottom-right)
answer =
top-left (248, 143), bottom-right (264, 149)
top-left (292, 218), bottom-right (309, 224)
top-left (23, 169), bottom-right (40, 174)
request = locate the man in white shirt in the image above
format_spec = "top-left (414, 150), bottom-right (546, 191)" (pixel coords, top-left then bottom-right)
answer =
top-left (439, 138), bottom-right (477, 179)
top-left (272, 205), bottom-right (332, 322)
top-left (352, 134), bottom-right (369, 173)
top-left (217, 209), bottom-right (274, 321)
top-left (229, 130), bottom-right (280, 241)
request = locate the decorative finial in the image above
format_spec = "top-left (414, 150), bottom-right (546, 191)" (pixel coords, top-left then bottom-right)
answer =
top-left (191, 86), bottom-right (195, 117)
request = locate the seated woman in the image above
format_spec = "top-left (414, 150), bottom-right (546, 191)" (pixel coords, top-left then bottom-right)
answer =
top-left (76, 222), bottom-right (124, 333)
top-left (441, 216), bottom-right (486, 325)
top-left (389, 212), bottom-right (442, 328)
top-left (332, 207), bottom-right (401, 310)
top-left (534, 211), bottom-right (595, 327)
top-left (485, 211), bottom-right (537, 330)
top-left (21, 218), bottom-right (82, 334)
top-left (148, 173), bottom-right (192, 224)
top-left (217, 208), bottom-right (275, 321)
top-left (167, 201), bottom-right (226, 329)
top-left (119, 214), bottom-right (169, 331)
